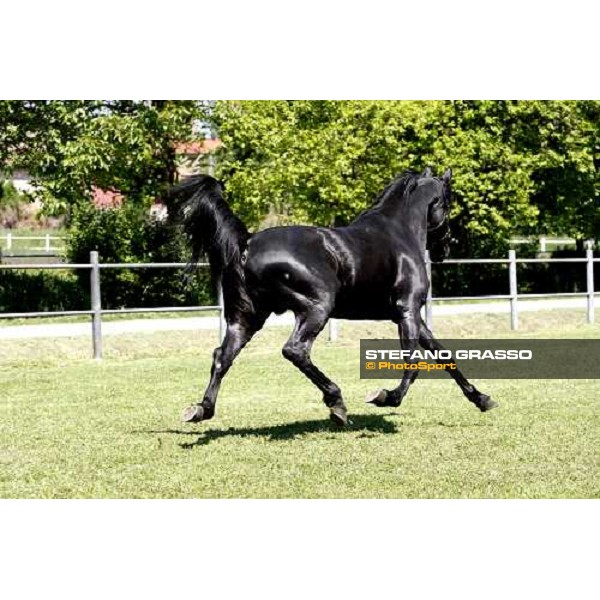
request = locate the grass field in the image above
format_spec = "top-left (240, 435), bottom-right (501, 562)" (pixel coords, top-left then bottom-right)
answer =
top-left (1, 309), bottom-right (599, 498)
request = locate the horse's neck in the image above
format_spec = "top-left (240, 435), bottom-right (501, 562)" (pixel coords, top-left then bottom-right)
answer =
top-left (350, 185), bottom-right (430, 231)
top-left (384, 195), bottom-right (431, 250)
top-left (379, 195), bottom-right (428, 229)
top-left (347, 201), bottom-right (426, 250)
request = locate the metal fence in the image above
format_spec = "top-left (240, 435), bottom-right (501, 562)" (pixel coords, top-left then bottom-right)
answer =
top-left (0, 249), bottom-right (598, 358)
top-left (0, 251), bottom-right (225, 359)
top-left (422, 246), bottom-right (597, 332)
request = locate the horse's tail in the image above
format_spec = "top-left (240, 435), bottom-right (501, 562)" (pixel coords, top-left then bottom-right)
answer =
top-left (166, 175), bottom-right (253, 319)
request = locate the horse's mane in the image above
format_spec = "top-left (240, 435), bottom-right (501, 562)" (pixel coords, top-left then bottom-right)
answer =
top-left (351, 170), bottom-right (421, 223)
top-left (371, 170), bottom-right (420, 208)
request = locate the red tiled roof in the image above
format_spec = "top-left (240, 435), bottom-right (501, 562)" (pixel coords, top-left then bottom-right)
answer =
top-left (92, 186), bottom-right (124, 208)
top-left (175, 138), bottom-right (221, 155)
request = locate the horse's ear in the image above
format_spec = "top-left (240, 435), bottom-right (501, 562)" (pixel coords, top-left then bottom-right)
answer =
top-left (422, 166), bottom-right (433, 178)
top-left (443, 168), bottom-right (452, 182)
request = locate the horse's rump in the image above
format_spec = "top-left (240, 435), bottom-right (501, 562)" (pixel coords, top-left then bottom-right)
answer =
top-left (244, 226), bottom-right (339, 313)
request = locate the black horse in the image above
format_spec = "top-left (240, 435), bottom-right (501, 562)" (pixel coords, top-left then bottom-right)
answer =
top-left (168, 167), bottom-right (497, 427)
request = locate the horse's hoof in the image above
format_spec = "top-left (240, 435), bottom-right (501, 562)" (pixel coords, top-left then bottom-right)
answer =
top-left (181, 404), bottom-right (205, 423)
top-left (329, 406), bottom-right (348, 427)
top-left (478, 395), bottom-right (499, 412)
top-left (365, 388), bottom-right (388, 407)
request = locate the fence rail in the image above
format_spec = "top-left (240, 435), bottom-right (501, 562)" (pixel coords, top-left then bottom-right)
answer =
top-left (0, 249), bottom-right (597, 357)
top-left (0, 233), bottom-right (65, 252)
top-left (510, 236), bottom-right (595, 252)
top-left (421, 246), bottom-right (596, 333)
top-left (0, 252), bottom-right (223, 358)
top-left (2, 234), bottom-right (592, 254)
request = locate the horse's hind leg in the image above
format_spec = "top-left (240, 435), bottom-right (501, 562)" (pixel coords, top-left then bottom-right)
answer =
top-left (419, 323), bottom-right (498, 412)
top-left (282, 309), bottom-right (348, 427)
top-left (182, 312), bottom-right (268, 423)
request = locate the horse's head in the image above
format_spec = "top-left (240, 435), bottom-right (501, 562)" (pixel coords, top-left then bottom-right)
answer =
top-left (358, 168), bottom-right (452, 263)
top-left (422, 167), bottom-right (452, 263)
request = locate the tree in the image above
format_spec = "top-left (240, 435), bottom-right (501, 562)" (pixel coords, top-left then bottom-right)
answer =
top-left (0, 100), bottom-right (205, 214)
top-left (0, 101), bottom-right (214, 310)
top-left (2, 100), bottom-right (598, 253)
top-left (518, 100), bottom-right (600, 241)
top-left (212, 100), bottom-right (600, 256)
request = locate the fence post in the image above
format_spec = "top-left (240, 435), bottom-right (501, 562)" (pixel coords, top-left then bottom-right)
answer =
top-left (208, 153), bottom-right (216, 177)
top-left (509, 249), bottom-right (519, 330)
top-left (45, 234), bottom-right (51, 252)
top-left (218, 283), bottom-right (226, 344)
top-left (328, 318), bottom-right (339, 342)
top-left (6, 232), bottom-right (12, 250)
top-left (425, 250), bottom-right (433, 331)
top-left (90, 251), bottom-right (103, 359)
top-left (540, 236), bottom-right (546, 253)
top-left (586, 242), bottom-right (595, 325)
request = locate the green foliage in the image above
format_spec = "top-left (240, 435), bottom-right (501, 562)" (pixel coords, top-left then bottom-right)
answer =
top-left (0, 269), bottom-right (87, 313)
top-left (0, 100), bottom-right (205, 214)
top-left (66, 203), bottom-right (213, 309)
top-left (0, 204), bottom-right (214, 315)
top-left (0, 180), bottom-right (25, 209)
top-left (0, 180), bottom-right (30, 227)
top-left (2, 99), bottom-right (598, 262)
top-left (213, 100), bottom-right (600, 256)
top-left (0, 100), bottom-right (215, 312)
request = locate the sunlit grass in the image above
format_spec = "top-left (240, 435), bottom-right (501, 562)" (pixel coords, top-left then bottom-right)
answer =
top-left (1, 310), bottom-right (599, 498)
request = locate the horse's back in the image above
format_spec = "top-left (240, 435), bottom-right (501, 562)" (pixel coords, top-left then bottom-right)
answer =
top-left (246, 226), bottom-right (336, 271)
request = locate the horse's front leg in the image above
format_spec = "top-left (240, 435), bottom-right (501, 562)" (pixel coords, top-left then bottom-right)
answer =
top-left (182, 315), bottom-right (266, 423)
top-left (366, 300), bottom-right (421, 408)
top-left (419, 323), bottom-right (498, 412)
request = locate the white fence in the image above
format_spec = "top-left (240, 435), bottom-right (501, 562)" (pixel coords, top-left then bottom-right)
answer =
top-left (509, 236), bottom-right (594, 252)
top-left (0, 249), bottom-right (598, 358)
top-left (2, 234), bottom-right (590, 254)
top-left (0, 233), bottom-right (65, 253)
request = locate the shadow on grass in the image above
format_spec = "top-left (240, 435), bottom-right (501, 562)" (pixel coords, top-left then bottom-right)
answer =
top-left (143, 414), bottom-right (399, 448)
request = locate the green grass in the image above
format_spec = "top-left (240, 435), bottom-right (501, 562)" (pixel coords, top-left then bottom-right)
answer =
top-left (1, 310), bottom-right (599, 498)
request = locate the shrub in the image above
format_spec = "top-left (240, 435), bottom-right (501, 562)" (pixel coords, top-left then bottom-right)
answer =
top-left (0, 181), bottom-right (25, 228)
top-left (66, 202), bottom-right (213, 310)
top-left (0, 269), bottom-right (87, 313)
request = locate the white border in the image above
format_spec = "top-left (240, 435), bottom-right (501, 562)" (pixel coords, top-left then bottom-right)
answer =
top-left (2, 2), bottom-right (600, 99)
top-left (2, 2), bottom-right (599, 597)
top-left (1, 500), bottom-right (598, 599)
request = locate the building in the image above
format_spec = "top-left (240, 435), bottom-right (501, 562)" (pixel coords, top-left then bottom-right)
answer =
top-left (175, 138), bottom-right (221, 179)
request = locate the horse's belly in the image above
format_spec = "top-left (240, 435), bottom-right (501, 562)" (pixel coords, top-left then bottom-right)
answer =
top-left (330, 286), bottom-right (394, 320)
